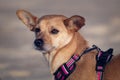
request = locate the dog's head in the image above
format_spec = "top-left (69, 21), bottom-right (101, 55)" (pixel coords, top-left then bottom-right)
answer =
top-left (16, 10), bottom-right (85, 54)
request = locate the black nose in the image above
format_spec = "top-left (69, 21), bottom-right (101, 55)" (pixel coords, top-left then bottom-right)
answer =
top-left (34, 39), bottom-right (44, 48)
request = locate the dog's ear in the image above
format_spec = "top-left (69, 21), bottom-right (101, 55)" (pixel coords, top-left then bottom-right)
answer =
top-left (64, 15), bottom-right (85, 32)
top-left (16, 10), bottom-right (38, 31)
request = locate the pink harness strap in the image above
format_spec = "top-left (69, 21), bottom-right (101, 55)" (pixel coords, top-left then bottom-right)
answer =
top-left (97, 66), bottom-right (103, 80)
top-left (54, 45), bottom-right (113, 80)
top-left (97, 72), bottom-right (103, 80)
top-left (54, 54), bottom-right (79, 80)
top-left (96, 48), bottom-right (113, 80)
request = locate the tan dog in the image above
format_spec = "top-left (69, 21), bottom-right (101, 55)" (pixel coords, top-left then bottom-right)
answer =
top-left (16, 10), bottom-right (120, 80)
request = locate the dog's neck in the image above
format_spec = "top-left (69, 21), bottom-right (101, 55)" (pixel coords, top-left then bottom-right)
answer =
top-left (44, 32), bottom-right (97, 80)
top-left (67, 50), bottom-right (97, 80)
top-left (49, 32), bottom-right (88, 73)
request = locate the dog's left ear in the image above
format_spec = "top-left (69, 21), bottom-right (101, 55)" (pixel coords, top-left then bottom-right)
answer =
top-left (64, 15), bottom-right (85, 32)
top-left (16, 10), bottom-right (38, 31)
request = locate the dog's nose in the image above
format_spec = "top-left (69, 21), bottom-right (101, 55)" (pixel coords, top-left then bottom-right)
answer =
top-left (34, 39), bottom-right (44, 48)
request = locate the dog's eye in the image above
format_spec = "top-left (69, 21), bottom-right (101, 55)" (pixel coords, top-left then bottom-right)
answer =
top-left (35, 28), bottom-right (40, 33)
top-left (51, 29), bottom-right (59, 34)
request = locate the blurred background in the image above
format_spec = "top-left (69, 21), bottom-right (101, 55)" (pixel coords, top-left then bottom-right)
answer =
top-left (0, 0), bottom-right (120, 80)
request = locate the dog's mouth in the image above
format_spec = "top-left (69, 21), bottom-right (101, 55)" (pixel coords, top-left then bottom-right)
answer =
top-left (35, 44), bottom-right (55, 54)
top-left (34, 39), bottom-right (55, 53)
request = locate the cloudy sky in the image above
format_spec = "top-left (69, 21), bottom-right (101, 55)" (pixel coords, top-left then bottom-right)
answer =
top-left (0, 0), bottom-right (120, 80)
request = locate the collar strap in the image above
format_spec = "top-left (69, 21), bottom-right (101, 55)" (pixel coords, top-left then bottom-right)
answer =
top-left (96, 48), bottom-right (113, 80)
top-left (53, 45), bottom-right (113, 80)
top-left (54, 45), bottom-right (98, 80)
top-left (53, 55), bottom-right (79, 80)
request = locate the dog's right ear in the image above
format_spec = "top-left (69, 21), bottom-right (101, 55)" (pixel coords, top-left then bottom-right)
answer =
top-left (64, 15), bottom-right (85, 32)
top-left (16, 10), bottom-right (38, 31)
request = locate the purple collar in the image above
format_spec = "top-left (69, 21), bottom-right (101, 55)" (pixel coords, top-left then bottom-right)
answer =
top-left (53, 45), bottom-right (113, 80)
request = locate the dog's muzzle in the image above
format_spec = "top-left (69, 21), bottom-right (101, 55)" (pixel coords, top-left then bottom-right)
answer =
top-left (34, 39), bottom-right (44, 50)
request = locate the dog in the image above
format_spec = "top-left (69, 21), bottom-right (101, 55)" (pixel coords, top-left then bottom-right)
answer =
top-left (16, 10), bottom-right (120, 80)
